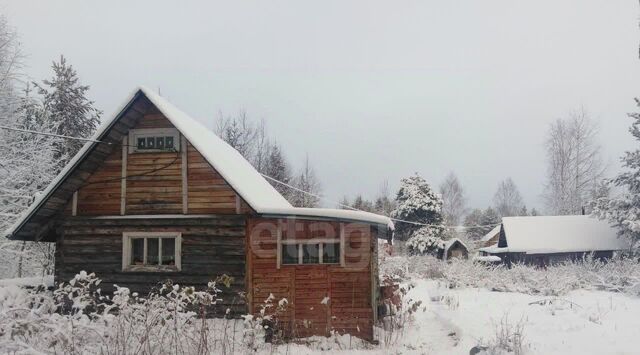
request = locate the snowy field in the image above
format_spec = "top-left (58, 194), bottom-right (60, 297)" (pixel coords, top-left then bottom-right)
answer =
top-left (380, 280), bottom-right (640, 354)
top-left (1, 259), bottom-right (639, 354)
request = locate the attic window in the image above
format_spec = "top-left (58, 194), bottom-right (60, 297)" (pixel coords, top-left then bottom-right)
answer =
top-left (128, 128), bottom-right (180, 153)
top-left (122, 232), bottom-right (182, 272)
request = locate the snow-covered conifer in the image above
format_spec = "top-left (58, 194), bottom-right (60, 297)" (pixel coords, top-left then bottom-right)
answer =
top-left (34, 55), bottom-right (101, 162)
top-left (391, 174), bottom-right (445, 241)
top-left (591, 99), bottom-right (640, 249)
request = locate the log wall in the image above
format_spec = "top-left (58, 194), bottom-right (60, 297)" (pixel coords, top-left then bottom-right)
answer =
top-left (56, 216), bottom-right (248, 315)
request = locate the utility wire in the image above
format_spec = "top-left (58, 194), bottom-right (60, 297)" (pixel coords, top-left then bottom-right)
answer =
top-left (261, 173), bottom-right (498, 230)
top-left (0, 124), bottom-right (105, 144)
top-left (1, 124), bottom-right (499, 230)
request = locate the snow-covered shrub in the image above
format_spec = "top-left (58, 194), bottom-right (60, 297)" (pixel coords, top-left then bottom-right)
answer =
top-left (381, 255), bottom-right (640, 297)
top-left (242, 292), bottom-right (289, 350)
top-left (478, 314), bottom-right (527, 355)
top-left (405, 227), bottom-right (446, 256)
top-left (0, 272), bottom-right (254, 354)
top-left (378, 281), bottom-right (424, 348)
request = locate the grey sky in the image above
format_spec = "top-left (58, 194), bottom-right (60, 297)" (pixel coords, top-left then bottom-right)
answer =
top-left (2, 0), bottom-right (638, 211)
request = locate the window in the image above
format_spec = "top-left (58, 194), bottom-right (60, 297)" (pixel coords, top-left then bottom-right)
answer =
top-left (322, 243), bottom-right (340, 264)
top-left (281, 244), bottom-right (299, 265)
top-left (276, 222), bottom-right (345, 268)
top-left (129, 128), bottom-right (180, 153)
top-left (123, 232), bottom-right (181, 271)
top-left (279, 241), bottom-right (341, 266)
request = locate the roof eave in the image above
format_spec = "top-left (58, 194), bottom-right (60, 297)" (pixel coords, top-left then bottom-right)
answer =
top-left (5, 90), bottom-right (146, 241)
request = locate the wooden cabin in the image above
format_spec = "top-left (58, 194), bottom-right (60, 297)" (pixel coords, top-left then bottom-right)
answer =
top-left (478, 215), bottom-right (628, 266)
top-left (441, 238), bottom-right (468, 260)
top-left (5, 87), bottom-right (393, 341)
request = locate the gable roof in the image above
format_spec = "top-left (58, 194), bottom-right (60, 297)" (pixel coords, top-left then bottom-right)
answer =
top-left (141, 88), bottom-right (292, 211)
top-left (499, 215), bottom-right (629, 254)
top-left (5, 87), bottom-right (392, 240)
top-left (480, 225), bottom-right (501, 242)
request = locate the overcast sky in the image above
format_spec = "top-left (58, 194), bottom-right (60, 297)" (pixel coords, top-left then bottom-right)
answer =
top-left (2, 0), bottom-right (639, 211)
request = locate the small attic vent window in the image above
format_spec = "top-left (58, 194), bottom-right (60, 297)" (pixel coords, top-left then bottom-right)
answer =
top-left (128, 128), bottom-right (180, 153)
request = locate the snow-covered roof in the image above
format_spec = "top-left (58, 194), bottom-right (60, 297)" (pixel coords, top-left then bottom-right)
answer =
top-left (140, 87), bottom-right (293, 212)
top-left (498, 215), bottom-right (629, 254)
top-left (5, 87), bottom-right (392, 238)
top-left (480, 225), bottom-right (501, 242)
top-left (473, 255), bottom-right (501, 263)
top-left (260, 207), bottom-right (393, 229)
top-left (443, 238), bottom-right (467, 251)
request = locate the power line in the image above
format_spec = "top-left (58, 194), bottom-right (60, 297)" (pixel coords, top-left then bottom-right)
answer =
top-left (1, 124), bottom-right (499, 230)
top-left (0, 124), bottom-right (105, 144)
top-left (261, 173), bottom-right (498, 230)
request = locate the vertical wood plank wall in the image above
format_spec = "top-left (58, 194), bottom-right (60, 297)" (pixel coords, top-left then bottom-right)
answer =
top-left (246, 218), bottom-right (375, 341)
top-left (72, 108), bottom-right (249, 216)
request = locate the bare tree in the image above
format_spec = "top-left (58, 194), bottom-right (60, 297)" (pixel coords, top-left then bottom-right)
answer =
top-left (0, 17), bottom-right (62, 278)
top-left (290, 155), bottom-right (322, 207)
top-left (493, 178), bottom-right (524, 217)
top-left (543, 109), bottom-right (605, 215)
top-left (374, 180), bottom-right (396, 216)
top-left (0, 15), bottom-right (23, 96)
top-left (214, 110), bottom-right (258, 159)
top-left (439, 172), bottom-right (467, 226)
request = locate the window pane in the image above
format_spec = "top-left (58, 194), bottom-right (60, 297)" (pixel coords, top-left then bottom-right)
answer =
top-left (161, 238), bottom-right (176, 265)
top-left (156, 137), bottom-right (165, 149)
top-left (137, 137), bottom-right (146, 149)
top-left (147, 238), bottom-right (159, 265)
top-left (281, 244), bottom-right (298, 265)
top-left (303, 244), bottom-right (320, 264)
top-left (323, 243), bottom-right (340, 264)
top-left (165, 136), bottom-right (174, 149)
top-left (132, 238), bottom-right (144, 265)
top-left (146, 137), bottom-right (155, 149)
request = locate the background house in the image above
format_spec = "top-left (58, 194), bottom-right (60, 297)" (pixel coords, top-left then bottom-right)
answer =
top-left (478, 215), bottom-right (629, 266)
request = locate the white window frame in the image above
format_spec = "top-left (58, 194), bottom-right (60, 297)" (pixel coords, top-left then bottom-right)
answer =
top-left (122, 232), bottom-right (182, 272)
top-left (128, 128), bottom-right (180, 153)
top-left (276, 223), bottom-right (345, 268)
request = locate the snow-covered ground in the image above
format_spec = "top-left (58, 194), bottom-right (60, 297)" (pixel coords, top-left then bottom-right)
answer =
top-left (277, 279), bottom-right (640, 355)
top-left (386, 280), bottom-right (640, 354)
top-left (1, 264), bottom-right (639, 354)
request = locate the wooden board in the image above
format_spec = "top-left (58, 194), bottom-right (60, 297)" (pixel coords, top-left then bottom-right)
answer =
top-left (246, 218), bottom-right (375, 341)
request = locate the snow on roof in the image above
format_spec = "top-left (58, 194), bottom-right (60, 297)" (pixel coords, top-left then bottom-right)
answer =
top-left (261, 207), bottom-right (394, 229)
top-left (473, 255), bottom-right (502, 263)
top-left (443, 238), bottom-right (467, 251)
top-left (5, 87), bottom-right (392, 237)
top-left (140, 87), bottom-right (292, 212)
top-left (480, 225), bottom-right (501, 242)
top-left (500, 215), bottom-right (629, 254)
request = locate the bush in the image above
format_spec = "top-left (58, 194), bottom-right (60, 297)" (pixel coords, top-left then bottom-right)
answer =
top-left (380, 255), bottom-right (640, 297)
top-left (0, 272), bottom-right (256, 354)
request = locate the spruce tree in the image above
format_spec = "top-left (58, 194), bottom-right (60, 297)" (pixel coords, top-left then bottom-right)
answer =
top-left (263, 142), bottom-right (294, 202)
top-left (35, 55), bottom-right (101, 162)
top-left (391, 174), bottom-right (445, 241)
top-left (591, 98), bottom-right (640, 248)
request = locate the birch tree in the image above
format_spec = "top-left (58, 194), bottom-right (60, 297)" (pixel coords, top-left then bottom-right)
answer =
top-left (439, 172), bottom-right (467, 226)
top-left (543, 109), bottom-right (604, 215)
top-left (493, 178), bottom-right (525, 217)
top-left (290, 155), bottom-right (322, 208)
